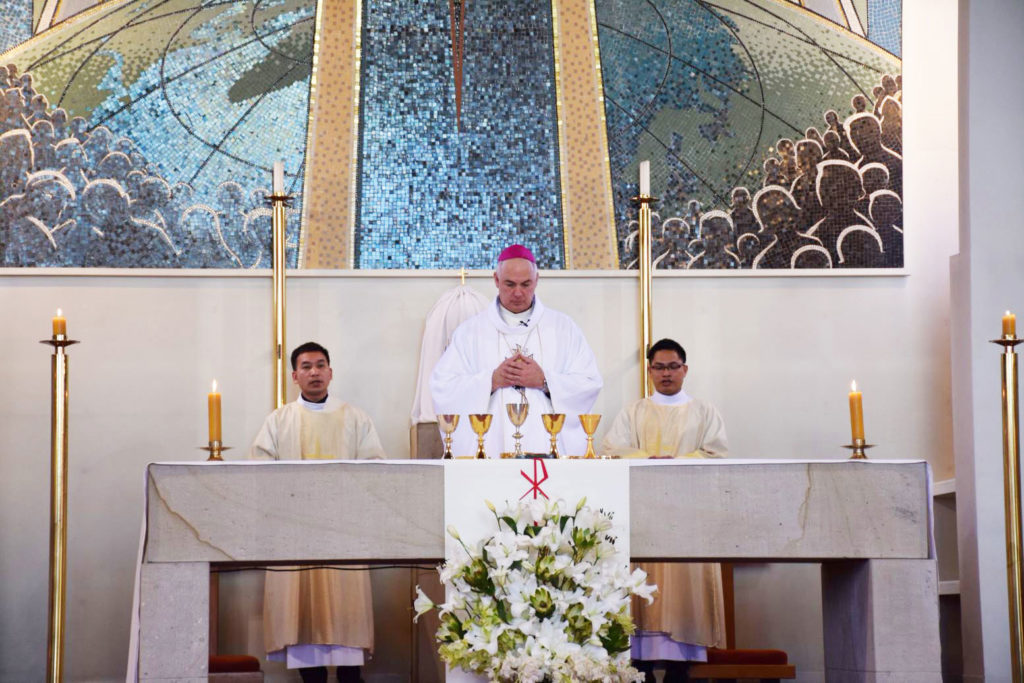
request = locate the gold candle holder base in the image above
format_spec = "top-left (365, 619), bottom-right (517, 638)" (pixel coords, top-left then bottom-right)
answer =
top-left (40, 335), bottom-right (80, 350)
top-left (265, 193), bottom-right (295, 205)
top-left (199, 441), bottom-right (232, 461)
top-left (842, 438), bottom-right (874, 460)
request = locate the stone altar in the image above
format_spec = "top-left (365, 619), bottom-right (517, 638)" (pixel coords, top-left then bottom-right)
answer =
top-left (134, 460), bottom-right (940, 681)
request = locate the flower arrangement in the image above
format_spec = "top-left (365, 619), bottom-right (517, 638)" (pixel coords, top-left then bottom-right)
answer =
top-left (414, 497), bottom-right (656, 682)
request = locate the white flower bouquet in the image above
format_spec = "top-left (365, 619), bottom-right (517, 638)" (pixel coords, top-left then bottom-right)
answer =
top-left (414, 497), bottom-right (656, 682)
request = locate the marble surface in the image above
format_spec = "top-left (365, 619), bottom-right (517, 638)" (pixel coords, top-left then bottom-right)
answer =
top-left (137, 460), bottom-right (940, 681)
top-left (145, 460), bottom-right (930, 562)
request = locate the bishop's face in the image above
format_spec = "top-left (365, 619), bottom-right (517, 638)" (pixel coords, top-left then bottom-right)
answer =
top-left (292, 351), bottom-right (333, 401)
top-left (494, 258), bottom-right (538, 314)
top-left (648, 349), bottom-right (688, 396)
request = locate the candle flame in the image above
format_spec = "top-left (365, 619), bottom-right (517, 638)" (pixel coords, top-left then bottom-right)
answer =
top-left (56, 308), bottom-right (62, 317)
top-left (211, 379), bottom-right (218, 393)
top-left (850, 380), bottom-right (858, 392)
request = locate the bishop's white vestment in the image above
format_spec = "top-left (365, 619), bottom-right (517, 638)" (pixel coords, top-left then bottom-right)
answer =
top-left (430, 296), bottom-right (602, 457)
top-left (250, 396), bottom-right (385, 666)
top-left (603, 390), bottom-right (728, 660)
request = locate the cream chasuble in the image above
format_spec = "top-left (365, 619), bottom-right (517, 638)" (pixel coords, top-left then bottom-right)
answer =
top-left (430, 296), bottom-right (602, 457)
top-left (603, 391), bottom-right (728, 654)
top-left (250, 397), bottom-right (384, 659)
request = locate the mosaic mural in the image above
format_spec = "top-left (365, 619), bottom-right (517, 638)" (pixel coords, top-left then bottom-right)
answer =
top-left (0, 0), bottom-right (313, 267)
top-left (358, 0), bottom-right (563, 269)
top-left (0, 0), bottom-right (901, 270)
top-left (597, 0), bottom-right (902, 269)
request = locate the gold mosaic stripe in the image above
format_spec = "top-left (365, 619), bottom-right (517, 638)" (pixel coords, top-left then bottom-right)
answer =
top-left (551, 0), bottom-right (618, 269)
top-left (299, 0), bottom-right (361, 269)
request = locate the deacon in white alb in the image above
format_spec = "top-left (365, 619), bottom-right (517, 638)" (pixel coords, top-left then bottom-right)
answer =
top-left (430, 244), bottom-right (602, 457)
top-left (250, 341), bottom-right (385, 683)
top-left (602, 338), bottom-right (727, 682)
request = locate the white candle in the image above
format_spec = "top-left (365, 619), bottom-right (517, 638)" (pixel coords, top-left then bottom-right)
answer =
top-left (273, 161), bottom-right (284, 195)
top-left (639, 160), bottom-right (650, 196)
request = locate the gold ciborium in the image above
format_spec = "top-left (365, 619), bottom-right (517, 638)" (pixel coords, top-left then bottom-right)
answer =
top-left (506, 403), bottom-right (529, 457)
top-left (542, 413), bottom-right (565, 458)
top-left (438, 414), bottom-right (459, 459)
top-left (579, 414), bottom-right (601, 458)
top-left (468, 414), bottom-right (493, 459)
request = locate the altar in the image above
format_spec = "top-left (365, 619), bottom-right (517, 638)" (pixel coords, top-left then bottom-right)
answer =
top-left (132, 459), bottom-right (940, 681)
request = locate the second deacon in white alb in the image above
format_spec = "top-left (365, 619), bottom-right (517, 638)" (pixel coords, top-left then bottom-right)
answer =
top-left (430, 244), bottom-right (602, 457)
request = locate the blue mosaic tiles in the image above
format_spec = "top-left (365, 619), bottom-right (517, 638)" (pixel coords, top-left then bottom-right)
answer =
top-left (868, 0), bottom-right (902, 58)
top-left (357, 0), bottom-right (563, 269)
top-left (1, 0), bottom-right (903, 271)
top-left (0, 0), bottom-right (31, 56)
top-left (0, 0), bottom-right (314, 267)
top-left (595, 0), bottom-right (903, 269)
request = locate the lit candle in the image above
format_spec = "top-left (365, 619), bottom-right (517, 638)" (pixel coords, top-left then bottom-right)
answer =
top-left (849, 380), bottom-right (864, 442)
top-left (208, 380), bottom-right (222, 443)
top-left (1004, 310), bottom-right (1017, 338)
top-left (273, 161), bottom-right (284, 195)
top-left (639, 160), bottom-right (650, 196)
top-left (52, 308), bottom-right (66, 336)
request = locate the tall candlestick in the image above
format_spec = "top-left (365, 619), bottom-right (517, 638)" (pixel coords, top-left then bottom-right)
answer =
top-left (273, 161), bottom-right (284, 195)
top-left (849, 380), bottom-right (865, 441)
top-left (208, 380), bottom-right (222, 443)
top-left (1006, 310), bottom-right (1017, 338)
top-left (639, 160), bottom-right (650, 196)
top-left (52, 309), bottom-right (66, 336)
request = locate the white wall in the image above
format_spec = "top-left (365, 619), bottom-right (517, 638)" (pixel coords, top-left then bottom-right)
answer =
top-left (952, 0), bottom-right (1024, 680)
top-left (0, 1), bottom-right (960, 680)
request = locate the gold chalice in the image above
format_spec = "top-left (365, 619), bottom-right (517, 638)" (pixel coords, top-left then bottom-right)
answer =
top-left (438, 414), bottom-right (459, 459)
top-left (579, 414), bottom-right (601, 458)
top-left (468, 413), bottom-right (493, 459)
top-left (506, 403), bottom-right (529, 457)
top-left (541, 413), bottom-right (565, 458)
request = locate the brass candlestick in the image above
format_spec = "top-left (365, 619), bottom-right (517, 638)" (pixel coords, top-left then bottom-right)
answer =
top-left (468, 414), bottom-right (493, 459)
top-left (265, 191), bottom-right (293, 410)
top-left (993, 330), bottom-right (1024, 681)
top-left (579, 414), bottom-right (601, 459)
top-left (40, 330), bottom-right (79, 683)
top-left (632, 192), bottom-right (657, 398)
top-left (506, 403), bottom-right (529, 457)
top-left (199, 441), bottom-right (232, 461)
top-left (842, 438), bottom-right (874, 460)
top-left (542, 414), bottom-right (565, 458)
top-left (439, 414), bottom-right (459, 459)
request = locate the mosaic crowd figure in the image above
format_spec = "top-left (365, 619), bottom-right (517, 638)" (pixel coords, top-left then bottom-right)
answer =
top-left (0, 62), bottom-right (282, 268)
top-left (626, 72), bottom-right (903, 271)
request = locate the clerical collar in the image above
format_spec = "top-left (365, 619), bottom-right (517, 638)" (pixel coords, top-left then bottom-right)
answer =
top-left (650, 388), bottom-right (691, 406)
top-left (498, 301), bottom-right (534, 327)
top-left (299, 394), bottom-right (329, 410)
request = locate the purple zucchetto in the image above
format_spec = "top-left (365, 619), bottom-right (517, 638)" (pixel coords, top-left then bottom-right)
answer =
top-left (497, 244), bottom-right (535, 264)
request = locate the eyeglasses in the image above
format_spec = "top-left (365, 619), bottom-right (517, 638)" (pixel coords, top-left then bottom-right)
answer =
top-left (649, 363), bottom-right (684, 372)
